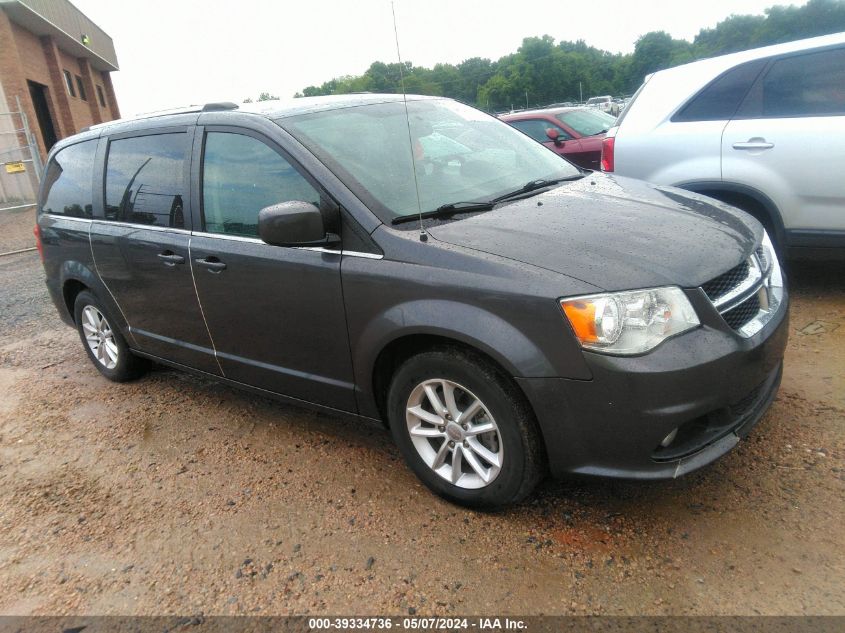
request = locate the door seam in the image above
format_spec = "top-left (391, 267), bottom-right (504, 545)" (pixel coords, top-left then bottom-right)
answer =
top-left (188, 235), bottom-right (226, 377)
top-left (88, 221), bottom-right (140, 348)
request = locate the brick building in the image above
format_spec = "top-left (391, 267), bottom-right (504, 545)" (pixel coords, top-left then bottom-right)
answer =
top-left (1, 0), bottom-right (119, 205)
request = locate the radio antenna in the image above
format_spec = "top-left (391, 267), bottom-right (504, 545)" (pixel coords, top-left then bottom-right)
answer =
top-left (391, 1), bottom-right (427, 242)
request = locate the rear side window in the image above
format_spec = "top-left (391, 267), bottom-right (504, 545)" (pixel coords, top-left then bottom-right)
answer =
top-left (672, 59), bottom-right (766, 122)
top-left (509, 119), bottom-right (571, 142)
top-left (201, 132), bottom-right (320, 238)
top-left (41, 140), bottom-right (97, 218)
top-left (761, 48), bottom-right (845, 117)
top-left (105, 133), bottom-right (188, 228)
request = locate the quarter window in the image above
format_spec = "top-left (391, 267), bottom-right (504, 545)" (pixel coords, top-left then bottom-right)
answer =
top-left (41, 140), bottom-right (97, 218)
top-left (509, 119), bottom-right (572, 142)
top-left (761, 48), bottom-right (845, 117)
top-left (201, 132), bottom-right (319, 238)
top-left (105, 133), bottom-right (188, 228)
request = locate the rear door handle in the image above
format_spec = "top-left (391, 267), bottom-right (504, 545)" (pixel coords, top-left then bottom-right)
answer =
top-left (732, 139), bottom-right (774, 150)
top-left (194, 257), bottom-right (227, 272)
top-left (157, 252), bottom-right (185, 266)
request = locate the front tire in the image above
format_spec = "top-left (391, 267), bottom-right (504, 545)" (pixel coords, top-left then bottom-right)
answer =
top-left (73, 290), bottom-right (149, 382)
top-left (387, 347), bottom-right (545, 509)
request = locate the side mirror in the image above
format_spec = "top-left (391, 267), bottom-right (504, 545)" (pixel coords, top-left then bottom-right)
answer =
top-left (545, 128), bottom-right (564, 145)
top-left (258, 201), bottom-right (339, 247)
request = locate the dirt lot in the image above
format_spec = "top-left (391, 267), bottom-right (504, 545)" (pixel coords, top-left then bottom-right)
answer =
top-left (0, 210), bottom-right (843, 616)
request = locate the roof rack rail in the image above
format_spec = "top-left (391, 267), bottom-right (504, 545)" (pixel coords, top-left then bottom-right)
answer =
top-left (202, 102), bottom-right (239, 112)
top-left (81, 102), bottom-right (240, 132)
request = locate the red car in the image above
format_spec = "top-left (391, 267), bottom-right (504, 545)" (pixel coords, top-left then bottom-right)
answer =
top-left (500, 107), bottom-right (617, 170)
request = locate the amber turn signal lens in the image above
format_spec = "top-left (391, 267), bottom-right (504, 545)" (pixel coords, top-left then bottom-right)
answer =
top-left (561, 300), bottom-right (598, 343)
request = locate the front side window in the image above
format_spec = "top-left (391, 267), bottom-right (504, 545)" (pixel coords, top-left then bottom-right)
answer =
top-left (509, 118), bottom-right (572, 143)
top-left (202, 132), bottom-right (319, 237)
top-left (41, 140), bottom-right (97, 217)
top-left (282, 99), bottom-right (578, 222)
top-left (105, 133), bottom-right (188, 228)
top-left (761, 48), bottom-right (845, 117)
top-left (555, 109), bottom-right (617, 136)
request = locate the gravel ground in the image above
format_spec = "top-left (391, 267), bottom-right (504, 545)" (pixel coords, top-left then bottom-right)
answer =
top-left (0, 205), bottom-right (36, 254)
top-left (0, 236), bottom-right (842, 616)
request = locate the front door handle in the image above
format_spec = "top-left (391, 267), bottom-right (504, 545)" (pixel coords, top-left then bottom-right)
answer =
top-left (732, 139), bottom-right (774, 150)
top-left (157, 251), bottom-right (185, 266)
top-left (194, 257), bottom-right (227, 272)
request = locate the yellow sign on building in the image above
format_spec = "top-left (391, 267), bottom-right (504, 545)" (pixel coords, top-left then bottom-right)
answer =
top-left (4, 162), bottom-right (26, 174)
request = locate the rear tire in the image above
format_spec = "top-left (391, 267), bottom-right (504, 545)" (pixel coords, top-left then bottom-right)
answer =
top-left (387, 347), bottom-right (545, 509)
top-left (73, 290), bottom-right (149, 382)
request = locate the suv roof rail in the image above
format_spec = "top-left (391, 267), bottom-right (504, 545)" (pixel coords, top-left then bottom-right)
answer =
top-left (80, 102), bottom-right (240, 132)
top-left (202, 102), bottom-right (240, 112)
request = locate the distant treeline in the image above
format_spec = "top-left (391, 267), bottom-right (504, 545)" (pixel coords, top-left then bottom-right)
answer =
top-left (292, 0), bottom-right (845, 111)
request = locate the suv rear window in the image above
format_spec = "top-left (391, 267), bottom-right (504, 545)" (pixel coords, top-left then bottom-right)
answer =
top-left (105, 133), bottom-right (188, 228)
top-left (672, 59), bottom-right (767, 122)
top-left (41, 140), bottom-right (97, 218)
top-left (761, 47), bottom-right (845, 117)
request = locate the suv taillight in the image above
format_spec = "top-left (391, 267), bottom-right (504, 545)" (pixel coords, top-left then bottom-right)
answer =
top-left (34, 224), bottom-right (44, 262)
top-left (601, 136), bottom-right (615, 172)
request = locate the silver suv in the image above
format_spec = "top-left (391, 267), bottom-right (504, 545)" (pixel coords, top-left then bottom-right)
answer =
top-left (602, 32), bottom-right (845, 259)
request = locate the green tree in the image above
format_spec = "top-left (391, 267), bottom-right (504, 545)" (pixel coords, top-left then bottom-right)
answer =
top-left (628, 32), bottom-right (694, 88)
top-left (293, 0), bottom-right (845, 105)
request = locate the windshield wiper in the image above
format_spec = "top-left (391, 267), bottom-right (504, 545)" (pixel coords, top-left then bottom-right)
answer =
top-left (390, 175), bottom-right (584, 225)
top-left (391, 201), bottom-right (495, 225)
top-left (491, 174), bottom-right (585, 203)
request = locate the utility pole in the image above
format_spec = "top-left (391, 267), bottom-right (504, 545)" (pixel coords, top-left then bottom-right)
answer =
top-left (579, 81), bottom-right (583, 104)
top-left (525, 90), bottom-right (528, 109)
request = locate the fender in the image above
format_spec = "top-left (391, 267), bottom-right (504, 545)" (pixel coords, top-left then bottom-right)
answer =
top-left (58, 259), bottom-right (133, 342)
top-left (676, 180), bottom-right (786, 248)
top-left (352, 298), bottom-right (592, 418)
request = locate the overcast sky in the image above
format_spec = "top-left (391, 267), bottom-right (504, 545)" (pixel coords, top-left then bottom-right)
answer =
top-left (72, 0), bottom-right (807, 116)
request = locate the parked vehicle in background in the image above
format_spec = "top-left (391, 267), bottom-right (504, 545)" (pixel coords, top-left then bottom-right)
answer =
top-left (603, 32), bottom-right (845, 259)
top-left (609, 99), bottom-right (627, 117)
top-left (36, 94), bottom-right (787, 509)
top-left (501, 107), bottom-right (617, 169)
top-left (586, 95), bottom-right (613, 113)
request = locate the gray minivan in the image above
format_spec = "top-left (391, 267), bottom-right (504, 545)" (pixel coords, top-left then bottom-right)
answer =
top-left (36, 95), bottom-right (788, 508)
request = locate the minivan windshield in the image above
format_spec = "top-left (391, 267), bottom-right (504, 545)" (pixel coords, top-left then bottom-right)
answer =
top-left (281, 99), bottom-right (579, 222)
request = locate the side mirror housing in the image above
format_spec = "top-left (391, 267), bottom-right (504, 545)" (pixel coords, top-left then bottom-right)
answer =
top-left (258, 201), bottom-right (339, 247)
top-left (546, 128), bottom-right (564, 146)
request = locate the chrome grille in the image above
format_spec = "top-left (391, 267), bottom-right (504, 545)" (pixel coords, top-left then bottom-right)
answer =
top-left (701, 238), bottom-right (783, 338)
top-left (755, 246), bottom-right (768, 272)
top-left (701, 260), bottom-right (750, 301)
top-left (722, 294), bottom-right (760, 330)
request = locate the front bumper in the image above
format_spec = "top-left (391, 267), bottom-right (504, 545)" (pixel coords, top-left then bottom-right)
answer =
top-left (517, 290), bottom-right (789, 479)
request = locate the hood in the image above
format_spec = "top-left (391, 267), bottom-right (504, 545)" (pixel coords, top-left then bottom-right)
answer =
top-left (427, 174), bottom-right (761, 292)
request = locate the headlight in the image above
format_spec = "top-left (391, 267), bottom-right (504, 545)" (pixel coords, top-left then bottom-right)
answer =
top-left (560, 287), bottom-right (700, 355)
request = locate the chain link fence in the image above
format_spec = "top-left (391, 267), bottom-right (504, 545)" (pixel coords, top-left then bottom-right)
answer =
top-left (0, 95), bottom-right (43, 213)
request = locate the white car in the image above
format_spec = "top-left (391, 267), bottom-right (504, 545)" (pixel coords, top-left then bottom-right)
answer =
top-left (586, 95), bottom-right (613, 114)
top-left (602, 32), bottom-right (845, 259)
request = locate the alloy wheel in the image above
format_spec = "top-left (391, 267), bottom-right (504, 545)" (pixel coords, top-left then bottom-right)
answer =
top-left (405, 379), bottom-right (503, 489)
top-left (81, 305), bottom-right (119, 370)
